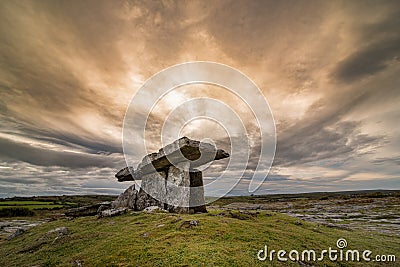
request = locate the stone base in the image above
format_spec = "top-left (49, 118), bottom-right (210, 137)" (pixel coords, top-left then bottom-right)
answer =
top-left (113, 167), bottom-right (207, 213)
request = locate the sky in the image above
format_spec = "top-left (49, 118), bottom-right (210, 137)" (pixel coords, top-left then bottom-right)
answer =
top-left (0, 0), bottom-right (399, 197)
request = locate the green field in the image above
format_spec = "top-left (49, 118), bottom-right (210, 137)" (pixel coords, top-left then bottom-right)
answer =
top-left (0, 201), bottom-right (75, 214)
top-left (0, 195), bottom-right (115, 216)
top-left (0, 210), bottom-right (398, 266)
top-left (0, 205), bottom-right (66, 210)
top-left (0, 201), bottom-right (75, 206)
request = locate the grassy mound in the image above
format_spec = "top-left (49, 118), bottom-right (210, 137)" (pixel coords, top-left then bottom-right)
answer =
top-left (0, 211), bottom-right (398, 266)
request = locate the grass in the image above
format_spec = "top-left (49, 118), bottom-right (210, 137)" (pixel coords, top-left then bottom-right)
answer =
top-left (0, 210), bottom-right (398, 266)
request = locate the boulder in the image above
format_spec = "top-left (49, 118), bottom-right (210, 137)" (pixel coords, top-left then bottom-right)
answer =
top-left (65, 202), bottom-right (111, 218)
top-left (143, 206), bottom-right (168, 213)
top-left (179, 220), bottom-right (199, 229)
top-left (7, 228), bottom-right (25, 239)
top-left (98, 208), bottom-right (127, 218)
top-left (111, 184), bottom-right (137, 209)
top-left (47, 227), bottom-right (68, 235)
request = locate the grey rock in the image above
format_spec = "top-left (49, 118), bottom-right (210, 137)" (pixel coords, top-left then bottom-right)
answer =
top-left (47, 227), bottom-right (68, 235)
top-left (115, 166), bottom-right (208, 213)
top-left (115, 166), bottom-right (135, 182)
top-left (112, 184), bottom-right (137, 209)
top-left (166, 162), bottom-right (190, 213)
top-left (7, 227), bottom-right (25, 239)
top-left (136, 188), bottom-right (161, 211)
top-left (98, 208), bottom-right (127, 218)
top-left (65, 202), bottom-right (111, 217)
top-left (140, 232), bottom-right (149, 238)
top-left (97, 204), bottom-right (109, 213)
top-left (141, 171), bottom-right (167, 206)
top-left (189, 169), bottom-right (207, 213)
top-left (114, 137), bottom-right (229, 213)
top-left (143, 206), bottom-right (168, 213)
top-left (72, 260), bottom-right (83, 267)
top-left (116, 137), bottom-right (229, 181)
top-left (149, 136), bottom-right (228, 171)
top-left (179, 220), bottom-right (199, 228)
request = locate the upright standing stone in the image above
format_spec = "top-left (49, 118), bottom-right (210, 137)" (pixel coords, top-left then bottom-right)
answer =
top-left (136, 171), bottom-right (166, 210)
top-left (141, 171), bottom-right (167, 205)
top-left (166, 162), bottom-right (190, 213)
top-left (189, 170), bottom-right (207, 213)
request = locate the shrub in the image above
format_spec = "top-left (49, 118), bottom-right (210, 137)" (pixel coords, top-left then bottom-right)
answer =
top-left (0, 207), bottom-right (35, 217)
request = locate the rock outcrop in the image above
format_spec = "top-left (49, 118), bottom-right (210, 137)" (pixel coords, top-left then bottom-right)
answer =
top-left (98, 208), bottom-right (127, 218)
top-left (111, 184), bottom-right (137, 210)
top-left (114, 137), bottom-right (229, 213)
top-left (65, 202), bottom-right (111, 218)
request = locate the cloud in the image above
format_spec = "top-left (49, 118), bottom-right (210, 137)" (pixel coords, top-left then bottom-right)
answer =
top-left (274, 121), bottom-right (385, 167)
top-left (0, 1), bottom-right (399, 196)
top-left (332, 6), bottom-right (400, 83)
top-left (372, 156), bottom-right (400, 166)
top-left (333, 37), bottom-right (400, 83)
top-left (0, 135), bottom-right (124, 169)
top-left (0, 161), bottom-right (126, 198)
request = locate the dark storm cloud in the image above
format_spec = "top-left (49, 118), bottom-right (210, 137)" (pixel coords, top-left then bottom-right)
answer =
top-left (0, 136), bottom-right (124, 169)
top-left (333, 37), bottom-right (400, 83)
top-left (0, 162), bottom-right (126, 197)
top-left (372, 156), bottom-right (400, 166)
top-left (22, 129), bottom-right (122, 155)
top-left (0, 116), bottom-right (122, 156)
top-left (274, 121), bottom-right (385, 167)
top-left (333, 12), bottom-right (400, 83)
